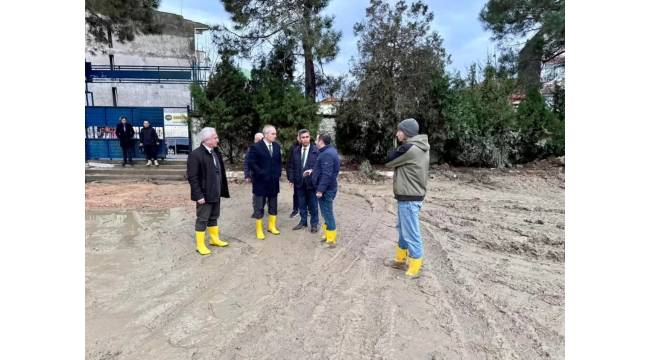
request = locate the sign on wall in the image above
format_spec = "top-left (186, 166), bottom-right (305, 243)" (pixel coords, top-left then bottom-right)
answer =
top-left (164, 111), bottom-right (188, 126)
top-left (164, 109), bottom-right (189, 138)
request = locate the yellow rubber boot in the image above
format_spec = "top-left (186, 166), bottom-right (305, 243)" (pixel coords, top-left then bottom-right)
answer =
top-left (395, 247), bottom-right (408, 263)
top-left (325, 229), bottom-right (337, 248)
top-left (405, 257), bottom-right (423, 278)
top-left (384, 246), bottom-right (408, 270)
top-left (256, 219), bottom-right (265, 240)
top-left (268, 215), bottom-right (280, 235)
top-left (207, 226), bottom-right (229, 247)
top-left (195, 231), bottom-right (212, 255)
top-left (320, 223), bottom-right (327, 241)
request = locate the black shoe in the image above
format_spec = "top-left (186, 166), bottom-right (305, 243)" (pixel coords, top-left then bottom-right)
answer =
top-left (292, 223), bottom-right (307, 230)
top-left (290, 210), bottom-right (299, 218)
top-left (122, 163), bottom-right (126, 167)
top-left (310, 225), bottom-right (318, 233)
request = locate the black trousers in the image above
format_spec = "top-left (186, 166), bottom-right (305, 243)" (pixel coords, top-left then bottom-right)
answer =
top-left (120, 143), bottom-right (134, 164)
top-left (144, 144), bottom-right (158, 160)
top-left (252, 195), bottom-right (278, 219)
top-left (292, 190), bottom-right (298, 211)
top-left (196, 201), bottom-right (220, 231)
top-left (296, 185), bottom-right (319, 226)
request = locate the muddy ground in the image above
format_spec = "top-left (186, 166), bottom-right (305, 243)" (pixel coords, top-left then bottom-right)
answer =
top-left (86, 164), bottom-right (565, 360)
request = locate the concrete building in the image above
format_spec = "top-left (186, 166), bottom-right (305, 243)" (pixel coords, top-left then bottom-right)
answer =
top-left (85, 11), bottom-right (212, 154)
top-left (85, 10), bottom-right (209, 109)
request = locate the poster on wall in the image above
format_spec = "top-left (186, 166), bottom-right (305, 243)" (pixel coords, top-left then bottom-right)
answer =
top-left (164, 109), bottom-right (189, 138)
top-left (163, 110), bottom-right (189, 126)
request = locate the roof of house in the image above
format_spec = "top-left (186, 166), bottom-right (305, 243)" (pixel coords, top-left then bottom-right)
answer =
top-left (320, 95), bottom-right (339, 105)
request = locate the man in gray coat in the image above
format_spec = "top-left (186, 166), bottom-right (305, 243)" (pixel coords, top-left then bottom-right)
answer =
top-left (384, 118), bottom-right (430, 278)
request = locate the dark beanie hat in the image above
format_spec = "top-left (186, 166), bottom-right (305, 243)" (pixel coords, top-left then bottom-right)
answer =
top-left (398, 118), bottom-right (419, 137)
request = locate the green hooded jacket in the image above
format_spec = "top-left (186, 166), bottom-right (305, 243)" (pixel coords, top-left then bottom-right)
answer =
top-left (384, 134), bottom-right (430, 201)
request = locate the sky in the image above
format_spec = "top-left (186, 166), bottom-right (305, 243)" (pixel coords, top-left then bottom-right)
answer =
top-left (158, 0), bottom-right (499, 76)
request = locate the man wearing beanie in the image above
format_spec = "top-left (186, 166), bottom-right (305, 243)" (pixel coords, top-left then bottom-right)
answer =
top-left (384, 118), bottom-right (430, 278)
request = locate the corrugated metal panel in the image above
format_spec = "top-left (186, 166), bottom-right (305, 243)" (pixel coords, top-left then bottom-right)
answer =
top-left (106, 108), bottom-right (133, 127)
top-left (86, 106), bottom-right (166, 160)
top-left (85, 107), bottom-right (106, 127)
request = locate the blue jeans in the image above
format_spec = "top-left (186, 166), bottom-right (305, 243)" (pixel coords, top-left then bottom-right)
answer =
top-left (397, 201), bottom-right (423, 259)
top-left (317, 190), bottom-right (337, 230)
top-left (297, 186), bottom-right (319, 226)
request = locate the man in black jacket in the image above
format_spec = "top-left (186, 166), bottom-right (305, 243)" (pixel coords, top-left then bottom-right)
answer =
top-left (187, 127), bottom-right (230, 255)
top-left (287, 129), bottom-right (319, 232)
top-left (139, 120), bottom-right (160, 166)
top-left (247, 124), bottom-right (283, 240)
top-left (115, 116), bottom-right (135, 166)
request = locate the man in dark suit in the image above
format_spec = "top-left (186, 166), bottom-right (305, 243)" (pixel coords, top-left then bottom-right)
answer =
top-left (187, 127), bottom-right (230, 255)
top-left (287, 129), bottom-right (320, 233)
top-left (248, 124), bottom-right (283, 240)
top-left (115, 116), bottom-right (135, 166)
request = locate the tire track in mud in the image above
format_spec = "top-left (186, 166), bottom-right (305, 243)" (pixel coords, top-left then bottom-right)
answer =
top-left (87, 173), bottom-right (565, 360)
top-left (89, 195), bottom-right (301, 359)
top-left (214, 191), bottom-right (383, 359)
top-left (138, 190), bottom-right (380, 357)
top-left (417, 196), bottom-right (564, 360)
top-left (210, 189), bottom-right (407, 359)
top-left (418, 220), bottom-right (521, 359)
top-left (335, 195), bottom-right (474, 359)
top-left (373, 200), bottom-right (472, 359)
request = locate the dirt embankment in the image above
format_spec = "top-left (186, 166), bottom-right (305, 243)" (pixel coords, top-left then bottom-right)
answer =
top-left (86, 164), bottom-right (565, 359)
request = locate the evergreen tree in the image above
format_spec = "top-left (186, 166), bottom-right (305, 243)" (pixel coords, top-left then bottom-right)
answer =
top-left (191, 48), bottom-right (319, 163)
top-left (480, 0), bottom-right (565, 90)
top-left (335, 0), bottom-right (448, 162)
top-left (215, 0), bottom-right (342, 102)
top-left (443, 62), bottom-right (519, 167)
top-left (250, 49), bottom-right (319, 159)
top-left (190, 54), bottom-right (254, 163)
top-left (515, 86), bottom-right (564, 160)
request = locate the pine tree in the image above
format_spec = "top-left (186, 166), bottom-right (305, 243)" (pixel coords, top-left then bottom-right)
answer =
top-left (215, 0), bottom-right (342, 102)
top-left (480, 0), bottom-right (564, 90)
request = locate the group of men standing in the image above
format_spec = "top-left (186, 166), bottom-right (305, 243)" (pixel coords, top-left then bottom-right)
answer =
top-left (243, 125), bottom-right (340, 246)
top-left (115, 116), bottom-right (161, 167)
top-left (186, 118), bottom-right (429, 279)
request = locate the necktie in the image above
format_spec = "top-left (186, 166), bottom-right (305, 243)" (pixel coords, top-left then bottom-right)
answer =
top-left (301, 147), bottom-right (307, 169)
top-left (212, 151), bottom-right (219, 172)
top-left (268, 144), bottom-right (273, 156)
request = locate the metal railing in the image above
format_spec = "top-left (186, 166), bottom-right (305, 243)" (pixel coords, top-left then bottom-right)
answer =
top-left (88, 64), bottom-right (210, 84)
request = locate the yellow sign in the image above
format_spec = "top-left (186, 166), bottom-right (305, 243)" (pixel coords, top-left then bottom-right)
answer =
top-left (164, 112), bottom-right (188, 125)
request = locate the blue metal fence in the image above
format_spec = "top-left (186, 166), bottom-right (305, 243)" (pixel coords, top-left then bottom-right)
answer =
top-left (85, 106), bottom-right (166, 160)
top-left (86, 63), bottom-right (208, 84)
